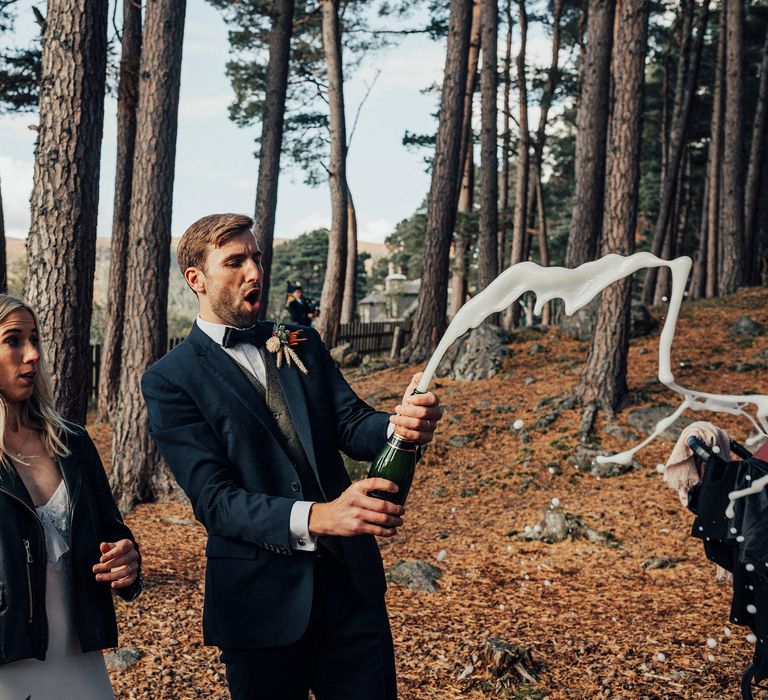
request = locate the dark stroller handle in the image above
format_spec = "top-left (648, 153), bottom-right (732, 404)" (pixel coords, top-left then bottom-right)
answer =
top-left (686, 435), bottom-right (753, 461)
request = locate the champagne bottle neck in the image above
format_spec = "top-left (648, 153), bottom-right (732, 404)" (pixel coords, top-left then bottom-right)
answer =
top-left (388, 434), bottom-right (417, 452)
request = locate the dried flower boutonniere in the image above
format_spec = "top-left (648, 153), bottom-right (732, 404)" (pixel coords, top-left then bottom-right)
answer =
top-left (265, 324), bottom-right (309, 374)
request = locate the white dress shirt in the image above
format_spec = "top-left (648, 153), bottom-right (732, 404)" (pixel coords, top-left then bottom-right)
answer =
top-left (196, 316), bottom-right (317, 552)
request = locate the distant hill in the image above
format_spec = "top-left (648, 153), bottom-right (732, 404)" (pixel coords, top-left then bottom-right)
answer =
top-left (4, 235), bottom-right (390, 335)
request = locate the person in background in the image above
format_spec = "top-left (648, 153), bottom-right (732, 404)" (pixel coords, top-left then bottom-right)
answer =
top-left (286, 283), bottom-right (315, 326)
top-left (0, 295), bottom-right (142, 699)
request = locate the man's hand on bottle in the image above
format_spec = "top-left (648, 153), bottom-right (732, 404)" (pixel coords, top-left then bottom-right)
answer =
top-left (308, 478), bottom-right (405, 538)
top-left (389, 372), bottom-right (442, 444)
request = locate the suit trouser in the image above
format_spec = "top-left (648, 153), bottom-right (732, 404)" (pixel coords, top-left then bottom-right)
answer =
top-left (220, 553), bottom-right (397, 700)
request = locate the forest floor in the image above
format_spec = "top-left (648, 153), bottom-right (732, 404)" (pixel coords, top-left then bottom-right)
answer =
top-left (89, 287), bottom-right (768, 699)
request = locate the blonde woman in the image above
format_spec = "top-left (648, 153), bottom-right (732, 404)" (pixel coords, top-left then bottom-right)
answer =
top-left (0, 295), bottom-right (142, 698)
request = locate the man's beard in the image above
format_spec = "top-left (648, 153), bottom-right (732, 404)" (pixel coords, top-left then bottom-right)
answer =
top-left (209, 286), bottom-right (259, 328)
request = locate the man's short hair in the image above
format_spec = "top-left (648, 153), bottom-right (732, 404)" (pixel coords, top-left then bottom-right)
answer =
top-left (177, 213), bottom-right (255, 275)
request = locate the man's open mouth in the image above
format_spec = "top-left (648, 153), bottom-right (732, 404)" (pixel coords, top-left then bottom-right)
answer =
top-left (244, 288), bottom-right (260, 305)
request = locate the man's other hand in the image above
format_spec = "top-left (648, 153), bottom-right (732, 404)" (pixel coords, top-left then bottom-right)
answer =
top-left (308, 478), bottom-right (405, 537)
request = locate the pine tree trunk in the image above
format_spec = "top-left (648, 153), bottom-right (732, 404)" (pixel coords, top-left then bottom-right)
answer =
top-left (535, 170), bottom-right (551, 324)
top-left (404, 0), bottom-right (473, 362)
top-left (340, 188), bottom-right (357, 324)
top-left (450, 148), bottom-right (473, 319)
top-left (450, 3), bottom-right (481, 317)
top-left (744, 24), bottom-right (768, 284)
top-left (26, 0), bottom-right (108, 425)
top-left (576, 0), bottom-right (648, 418)
top-left (110, 0), bottom-right (186, 511)
top-left (0, 177), bottom-right (6, 293)
top-left (719, 0), bottom-right (744, 294)
top-left (255, 0), bottom-right (294, 320)
top-left (315, 0), bottom-right (348, 349)
top-left (564, 0), bottom-right (614, 268)
top-left (691, 161), bottom-right (709, 298)
top-left (642, 0), bottom-right (708, 306)
top-left (706, 6), bottom-right (725, 299)
top-left (498, 0), bottom-right (513, 274)
top-left (97, 0), bottom-right (142, 424)
top-left (477, 0), bottom-right (499, 296)
top-left (510, 0), bottom-right (529, 271)
top-left (456, 0), bottom-right (481, 208)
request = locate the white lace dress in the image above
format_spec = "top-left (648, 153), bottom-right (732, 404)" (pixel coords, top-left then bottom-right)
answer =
top-left (0, 479), bottom-right (115, 699)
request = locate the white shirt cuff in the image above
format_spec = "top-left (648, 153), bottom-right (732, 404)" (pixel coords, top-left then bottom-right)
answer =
top-left (289, 500), bottom-right (317, 551)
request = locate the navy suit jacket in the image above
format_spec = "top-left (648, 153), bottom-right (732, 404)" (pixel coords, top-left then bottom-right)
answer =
top-left (141, 322), bottom-right (390, 650)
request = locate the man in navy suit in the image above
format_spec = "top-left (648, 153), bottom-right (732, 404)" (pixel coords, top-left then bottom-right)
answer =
top-left (142, 213), bottom-right (442, 700)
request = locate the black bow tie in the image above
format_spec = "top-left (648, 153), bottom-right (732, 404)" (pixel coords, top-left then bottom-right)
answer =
top-left (221, 324), bottom-right (273, 349)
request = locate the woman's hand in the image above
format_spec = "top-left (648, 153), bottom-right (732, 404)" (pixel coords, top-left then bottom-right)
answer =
top-left (92, 539), bottom-right (140, 589)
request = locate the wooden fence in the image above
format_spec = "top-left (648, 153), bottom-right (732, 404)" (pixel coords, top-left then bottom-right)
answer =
top-left (88, 321), bottom-right (411, 398)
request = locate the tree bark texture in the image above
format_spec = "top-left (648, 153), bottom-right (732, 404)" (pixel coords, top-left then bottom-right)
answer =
top-left (706, 6), bottom-right (725, 298)
top-left (642, 0), bottom-right (708, 306)
top-left (340, 188), bottom-right (357, 324)
top-left (498, 0), bottom-right (513, 275)
top-left (97, 0), bottom-right (142, 423)
top-left (477, 0), bottom-right (499, 295)
top-left (110, 0), bottom-right (186, 511)
top-left (576, 0), bottom-right (648, 416)
top-left (450, 3), bottom-right (481, 318)
top-left (509, 0), bottom-right (529, 270)
top-left (535, 170), bottom-right (551, 324)
top-left (744, 23), bottom-right (768, 284)
top-left (506, 0), bottom-right (529, 329)
top-left (255, 0), bottom-right (294, 320)
top-left (26, 0), bottom-right (108, 424)
top-left (564, 0), bottom-right (614, 268)
top-left (315, 0), bottom-right (348, 349)
top-left (718, 0), bottom-right (744, 294)
top-left (691, 160), bottom-right (709, 298)
top-left (450, 148), bottom-right (473, 319)
top-left (455, 0), bottom-right (481, 209)
top-left (405, 0), bottom-right (472, 362)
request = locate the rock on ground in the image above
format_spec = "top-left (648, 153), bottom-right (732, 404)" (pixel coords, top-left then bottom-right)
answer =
top-left (385, 559), bottom-right (443, 592)
top-left (330, 342), bottom-right (361, 367)
top-left (730, 316), bottom-right (762, 337)
top-left (105, 646), bottom-right (142, 672)
top-left (626, 404), bottom-right (694, 441)
top-left (436, 324), bottom-right (510, 381)
top-left (523, 508), bottom-right (622, 548)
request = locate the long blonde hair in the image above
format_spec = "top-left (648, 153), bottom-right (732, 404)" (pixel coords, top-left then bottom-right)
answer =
top-left (0, 295), bottom-right (72, 462)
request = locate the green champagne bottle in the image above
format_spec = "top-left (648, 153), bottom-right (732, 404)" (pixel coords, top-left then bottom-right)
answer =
top-left (367, 433), bottom-right (418, 507)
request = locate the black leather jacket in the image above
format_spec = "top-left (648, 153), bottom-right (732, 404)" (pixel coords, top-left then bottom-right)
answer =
top-left (0, 424), bottom-right (141, 664)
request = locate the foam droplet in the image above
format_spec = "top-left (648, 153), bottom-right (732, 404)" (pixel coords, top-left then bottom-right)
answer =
top-left (551, 497), bottom-right (560, 508)
top-left (747, 634), bottom-right (758, 644)
top-left (747, 604), bottom-right (757, 614)
top-left (513, 419), bottom-right (525, 430)
top-left (437, 549), bottom-right (447, 562)
top-left (656, 652), bottom-right (666, 662)
top-left (656, 464), bottom-right (666, 474)
top-left (706, 638), bottom-right (717, 649)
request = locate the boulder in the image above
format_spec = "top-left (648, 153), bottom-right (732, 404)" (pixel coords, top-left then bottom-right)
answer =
top-left (330, 342), bottom-right (361, 367)
top-left (626, 405), bottom-right (694, 441)
top-left (436, 324), bottom-right (510, 381)
top-left (572, 445), bottom-right (637, 477)
top-left (385, 559), bottom-right (442, 592)
top-left (731, 316), bottom-right (762, 337)
top-left (559, 299), bottom-right (657, 340)
top-left (104, 646), bottom-right (142, 672)
top-left (523, 508), bottom-right (622, 548)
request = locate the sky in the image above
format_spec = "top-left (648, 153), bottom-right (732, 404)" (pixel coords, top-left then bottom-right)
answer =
top-left (0, 1), bottom-right (555, 243)
top-left (0, 0), bottom-right (446, 243)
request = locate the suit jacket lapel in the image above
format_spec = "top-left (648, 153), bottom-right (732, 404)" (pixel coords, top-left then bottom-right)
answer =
top-left (188, 324), bottom-right (283, 441)
top-left (269, 348), bottom-right (320, 478)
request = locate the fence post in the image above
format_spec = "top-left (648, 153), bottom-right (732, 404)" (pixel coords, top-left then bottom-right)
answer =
top-left (390, 326), bottom-right (405, 360)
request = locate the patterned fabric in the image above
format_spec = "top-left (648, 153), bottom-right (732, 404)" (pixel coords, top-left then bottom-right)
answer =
top-left (36, 479), bottom-right (70, 568)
